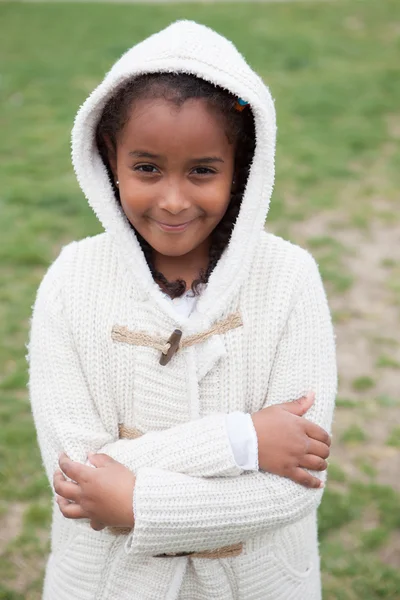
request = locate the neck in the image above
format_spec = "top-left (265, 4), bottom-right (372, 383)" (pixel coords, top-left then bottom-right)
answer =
top-left (153, 239), bottom-right (210, 290)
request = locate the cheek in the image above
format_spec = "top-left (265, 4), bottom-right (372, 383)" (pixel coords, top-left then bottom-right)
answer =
top-left (118, 174), bottom-right (233, 222)
top-left (200, 180), bottom-right (232, 218)
top-left (119, 185), bottom-right (152, 221)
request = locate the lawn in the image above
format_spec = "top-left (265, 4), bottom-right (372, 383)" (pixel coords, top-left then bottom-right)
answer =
top-left (1, 1), bottom-right (400, 598)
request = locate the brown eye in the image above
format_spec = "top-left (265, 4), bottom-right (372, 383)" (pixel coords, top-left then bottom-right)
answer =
top-left (192, 167), bottom-right (215, 175)
top-left (135, 164), bottom-right (159, 174)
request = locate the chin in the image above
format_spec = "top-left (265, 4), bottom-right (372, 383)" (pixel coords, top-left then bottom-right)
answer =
top-left (151, 241), bottom-right (197, 258)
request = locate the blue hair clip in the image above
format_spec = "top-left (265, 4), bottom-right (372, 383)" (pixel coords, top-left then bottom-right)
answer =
top-left (234, 97), bottom-right (249, 112)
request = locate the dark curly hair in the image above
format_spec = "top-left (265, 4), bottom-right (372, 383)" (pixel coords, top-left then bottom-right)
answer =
top-left (96, 72), bottom-right (255, 298)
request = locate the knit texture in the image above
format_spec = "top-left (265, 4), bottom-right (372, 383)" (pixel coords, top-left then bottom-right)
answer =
top-left (27, 20), bottom-right (337, 600)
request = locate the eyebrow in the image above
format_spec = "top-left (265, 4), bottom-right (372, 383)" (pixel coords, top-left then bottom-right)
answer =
top-left (192, 156), bottom-right (225, 164)
top-left (128, 151), bottom-right (160, 159)
top-left (128, 151), bottom-right (224, 164)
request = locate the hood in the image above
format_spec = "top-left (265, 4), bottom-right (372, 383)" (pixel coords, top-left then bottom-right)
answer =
top-left (71, 20), bottom-right (276, 326)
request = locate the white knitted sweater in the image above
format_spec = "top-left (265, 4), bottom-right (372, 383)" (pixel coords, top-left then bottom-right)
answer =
top-left (27, 20), bottom-right (337, 600)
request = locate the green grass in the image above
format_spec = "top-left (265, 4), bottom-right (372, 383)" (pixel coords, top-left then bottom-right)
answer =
top-left (376, 355), bottom-right (400, 369)
top-left (307, 236), bottom-right (354, 293)
top-left (327, 461), bottom-right (347, 482)
top-left (341, 424), bottom-right (368, 444)
top-left (356, 459), bottom-right (378, 480)
top-left (1, 1), bottom-right (400, 598)
top-left (386, 427), bottom-right (400, 448)
top-left (352, 376), bottom-right (376, 392)
top-left (376, 394), bottom-right (400, 408)
top-left (336, 397), bottom-right (358, 408)
top-left (319, 482), bottom-right (400, 598)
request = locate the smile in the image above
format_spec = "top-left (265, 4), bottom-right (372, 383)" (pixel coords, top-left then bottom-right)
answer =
top-left (153, 218), bottom-right (197, 233)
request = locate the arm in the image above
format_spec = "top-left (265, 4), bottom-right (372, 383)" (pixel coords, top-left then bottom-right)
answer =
top-left (53, 412), bottom-right (258, 528)
top-left (124, 254), bottom-right (337, 556)
top-left (27, 245), bottom-right (243, 498)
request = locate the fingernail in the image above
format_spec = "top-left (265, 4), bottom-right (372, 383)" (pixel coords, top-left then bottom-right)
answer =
top-left (319, 481), bottom-right (325, 488)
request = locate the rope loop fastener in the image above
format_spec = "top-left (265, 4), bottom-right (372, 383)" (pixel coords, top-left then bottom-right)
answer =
top-left (111, 311), bottom-right (243, 366)
top-left (159, 329), bottom-right (183, 365)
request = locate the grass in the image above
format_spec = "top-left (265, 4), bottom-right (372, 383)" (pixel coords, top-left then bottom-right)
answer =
top-left (341, 424), bottom-right (368, 444)
top-left (352, 376), bottom-right (376, 392)
top-left (336, 397), bottom-right (358, 408)
top-left (1, 1), bottom-right (400, 598)
top-left (376, 394), bottom-right (400, 408)
top-left (307, 236), bottom-right (354, 293)
top-left (386, 427), bottom-right (400, 448)
top-left (376, 355), bottom-right (400, 369)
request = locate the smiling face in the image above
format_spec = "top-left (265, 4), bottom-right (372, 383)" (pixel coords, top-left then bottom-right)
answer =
top-left (106, 97), bottom-right (236, 277)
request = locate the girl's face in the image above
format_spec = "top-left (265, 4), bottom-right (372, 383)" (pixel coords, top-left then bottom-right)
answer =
top-left (107, 97), bottom-right (236, 262)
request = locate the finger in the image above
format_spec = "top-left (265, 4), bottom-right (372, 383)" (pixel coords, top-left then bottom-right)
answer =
top-left (54, 470), bottom-right (81, 503)
top-left (53, 468), bottom-right (65, 489)
top-left (59, 453), bottom-right (91, 483)
top-left (281, 391), bottom-right (315, 416)
top-left (56, 497), bottom-right (88, 519)
top-left (87, 452), bottom-right (116, 469)
top-left (90, 519), bottom-right (106, 531)
top-left (290, 467), bottom-right (324, 489)
top-left (304, 422), bottom-right (331, 447)
top-left (307, 438), bottom-right (330, 460)
top-left (298, 454), bottom-right (328, 472)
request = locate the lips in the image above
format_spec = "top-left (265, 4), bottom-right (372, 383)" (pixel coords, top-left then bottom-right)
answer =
top-left (152, 218), bottom-right (197, 233)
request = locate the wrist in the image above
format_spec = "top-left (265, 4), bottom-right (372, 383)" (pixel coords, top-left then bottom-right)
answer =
top-left (122, 475), bottom-right (136, 528)
top-left (247, 414), bottom-right (260, 471)
top-left (250, 412), bottom-right (262, 469)
top-left (250, 412), bottom-right (260, 439)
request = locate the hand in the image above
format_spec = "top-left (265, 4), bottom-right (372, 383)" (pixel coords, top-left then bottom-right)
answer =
top-left (251, 392), bottom-right (331, 488)
top-left (53, 453), bottom-right (136, 530)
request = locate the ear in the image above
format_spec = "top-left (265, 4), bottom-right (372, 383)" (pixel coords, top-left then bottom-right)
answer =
top-left (103, 134), bottom-right (118, 181)
top-left (231, 172), bottom-right (238, 195)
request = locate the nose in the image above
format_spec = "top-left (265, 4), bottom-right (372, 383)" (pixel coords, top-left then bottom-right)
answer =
top-left (158, 181), bottom-right (191, 215)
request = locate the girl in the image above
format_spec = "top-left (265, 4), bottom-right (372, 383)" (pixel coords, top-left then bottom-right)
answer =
top-left (28, 20), bottom-right (337, 600)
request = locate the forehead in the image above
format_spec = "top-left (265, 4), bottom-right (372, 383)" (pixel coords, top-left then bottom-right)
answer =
top-left (118, 97), bottom-right (233, 155)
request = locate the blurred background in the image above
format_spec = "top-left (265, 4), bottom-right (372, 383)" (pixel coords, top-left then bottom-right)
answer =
top-left (1, 1), bottom-right (399, 598)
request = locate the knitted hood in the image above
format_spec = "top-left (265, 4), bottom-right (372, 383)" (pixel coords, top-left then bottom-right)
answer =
top-left (71, 20), bottom-right (276, 324)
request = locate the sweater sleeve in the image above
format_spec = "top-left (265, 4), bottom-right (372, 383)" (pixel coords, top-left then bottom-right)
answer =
top-left (124, 254), bottom-right (337, 556)
top-left (27, 247), bottom-right (244, 498)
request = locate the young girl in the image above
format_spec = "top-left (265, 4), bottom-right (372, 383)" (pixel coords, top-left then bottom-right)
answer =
top-left (28, 20), bottom-right (337, 600)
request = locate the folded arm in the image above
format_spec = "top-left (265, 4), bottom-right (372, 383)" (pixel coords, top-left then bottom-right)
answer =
top-left (125, 254), bottom-right (337, 556)
top-left (27, 246), bottom-right (244, 500)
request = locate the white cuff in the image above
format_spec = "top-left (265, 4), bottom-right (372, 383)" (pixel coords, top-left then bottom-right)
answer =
top-left (225, 412), bottom-right (259, 471)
